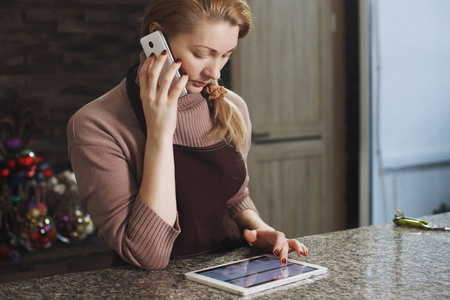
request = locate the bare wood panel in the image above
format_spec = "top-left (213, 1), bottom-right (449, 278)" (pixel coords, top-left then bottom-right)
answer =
top-left (234, 0), bottom-right (346, 237)
top-left (248, 151), bottom-right (323, 237)
top-left (283, 156), bottom-right (323, 236)
top-left (248, 141), bottom-right (324, 237)
top-left (232, 0), bottom-right (322, 139)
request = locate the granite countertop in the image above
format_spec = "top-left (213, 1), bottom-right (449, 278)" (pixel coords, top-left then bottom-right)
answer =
top-left (0, 213), bottom-right (449, 299)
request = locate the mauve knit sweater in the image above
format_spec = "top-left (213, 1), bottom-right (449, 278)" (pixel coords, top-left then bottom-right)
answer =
top-left (67, 53), bottom-right (258, 270)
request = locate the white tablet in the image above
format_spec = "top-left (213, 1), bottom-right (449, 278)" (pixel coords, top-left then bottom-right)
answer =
top-left (185, 254), bottom-right (327, 296)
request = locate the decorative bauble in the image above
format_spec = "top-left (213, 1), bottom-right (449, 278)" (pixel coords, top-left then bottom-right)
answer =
top-left (18, 153), bottom-right (35, 169)
top-left (27, 207), bottom-right (41, 220)
top-left (0, 167), bottom-right (9, 178)
top-left (54, 209), bottom-right (94, 244)
top-left (6, 159), bottom-right (16, 170)
top-left (19, 209), bottom-right (57, 251)
top-left (4, 136), bottom-right (24, 153)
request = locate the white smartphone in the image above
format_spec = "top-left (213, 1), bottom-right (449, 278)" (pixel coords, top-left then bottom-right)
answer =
top-left (140, 30), bottom-right (187, 97)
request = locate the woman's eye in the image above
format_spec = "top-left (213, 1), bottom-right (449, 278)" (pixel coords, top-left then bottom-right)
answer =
top-left (194, 51), bottom-right (231, 60)
top-left (194, 52), bottom-right (206, 59)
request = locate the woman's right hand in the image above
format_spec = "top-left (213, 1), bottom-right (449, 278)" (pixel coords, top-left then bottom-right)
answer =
top-left (137, 51), bottom-right (187, 226)
top-left (138, 51), bottom-right (189, 142)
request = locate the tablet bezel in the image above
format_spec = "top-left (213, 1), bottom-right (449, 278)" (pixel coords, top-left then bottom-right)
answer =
top-left (184, 254), bottom-right (327, 296)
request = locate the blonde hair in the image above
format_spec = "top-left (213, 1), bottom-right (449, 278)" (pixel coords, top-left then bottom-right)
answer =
top-left (140, 0), bottom-right (252, 151)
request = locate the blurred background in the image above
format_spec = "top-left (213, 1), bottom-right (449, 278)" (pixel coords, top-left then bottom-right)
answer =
top-left (366, 0), bottom-right (450, 225)
top-left (1, 0), bottom-right (144, 171)
top-left (0, 0), bottom-right (449, 281)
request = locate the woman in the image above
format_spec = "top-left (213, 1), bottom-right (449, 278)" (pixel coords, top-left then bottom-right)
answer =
top-left (67, 0), bottom-right (308, 270)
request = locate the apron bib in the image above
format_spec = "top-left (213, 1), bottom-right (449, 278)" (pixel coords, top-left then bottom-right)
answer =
top-left (171, 141), bottom-right (246, 257)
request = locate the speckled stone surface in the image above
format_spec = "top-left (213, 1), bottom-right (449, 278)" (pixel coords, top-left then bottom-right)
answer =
top-left (1, 213), bottom-right (449, 299)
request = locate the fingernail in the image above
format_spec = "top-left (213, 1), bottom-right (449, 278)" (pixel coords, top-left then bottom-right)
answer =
top-left (183, 72), bottom-right (188, 76)
top-left (282, 258), bottom-right (287, 265)
top-left (274, 249), bottom-right (280, 256)
top-left (149, 52), bottom-right (155, 58)
top-left (161, 49), bottom-right (168, 55)
top-left (175, 58), bottom-right (182, 64)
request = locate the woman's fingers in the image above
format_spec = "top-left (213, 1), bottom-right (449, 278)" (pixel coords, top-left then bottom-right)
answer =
top-left (300, 242), bottom-right (309, 256)
top-left (139, 53), bottom-right (156, 93)
top-left (271, 231), bottom-right (286, 256)
top-left (245, 229), bottom-right (310, 265)
top-left (278, 239), bottom-right (309, 265)
top-left (287, 239), bottom-right (309, 257)
top-left (141, 51), bottom-right (187, 100)
top-left (243, 229), bottom-right (258, 245)
top-left (169, 71), bottom-right (188, 99)
top-left (255, 230), bottom-right (289, 265)
top-left (160, 58), bottom-right (187, 98)
top-left (279, 240), bottom-right (289, 265)
top-left (158, 57), bottom-right (180, 90)
top-left (147, 50), bottom-right (169, 94)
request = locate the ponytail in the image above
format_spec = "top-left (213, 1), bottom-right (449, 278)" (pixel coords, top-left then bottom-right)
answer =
top-left (203, 81), bottom-right (247, 151)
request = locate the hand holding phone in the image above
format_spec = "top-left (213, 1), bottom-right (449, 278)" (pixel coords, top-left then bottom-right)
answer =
top-left (140, 30), bottom-right (188, 97)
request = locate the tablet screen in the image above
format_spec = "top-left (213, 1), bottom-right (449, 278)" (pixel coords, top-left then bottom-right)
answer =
top-left (196, 256), bottom-right (316, 288)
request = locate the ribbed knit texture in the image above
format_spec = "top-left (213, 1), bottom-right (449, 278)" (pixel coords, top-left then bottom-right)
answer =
top-left (125, 196), bottom-right (180, 269)
top-left (173, 93), bottom-right (220, 147)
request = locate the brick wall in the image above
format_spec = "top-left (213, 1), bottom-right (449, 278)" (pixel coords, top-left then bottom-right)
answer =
top-left (0, 0), bottom-right (146, 171)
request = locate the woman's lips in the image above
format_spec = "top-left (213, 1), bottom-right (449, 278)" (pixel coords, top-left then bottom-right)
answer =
top-left (192, 81), bottom-right (208, 88)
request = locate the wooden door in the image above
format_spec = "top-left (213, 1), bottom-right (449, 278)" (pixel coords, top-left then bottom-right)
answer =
top-left (232, 0), bottom-right (346, 237)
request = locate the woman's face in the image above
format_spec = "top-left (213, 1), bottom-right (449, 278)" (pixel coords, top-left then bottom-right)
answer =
top-left (167, 21), bottom-right (240, 94)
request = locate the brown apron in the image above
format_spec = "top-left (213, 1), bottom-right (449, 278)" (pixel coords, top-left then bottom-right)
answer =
top-left (171, 141), bottom-right (246, 257)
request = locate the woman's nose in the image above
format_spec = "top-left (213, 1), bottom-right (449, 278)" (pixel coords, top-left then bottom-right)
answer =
top-left (203, 60), bottom-right (221, 80)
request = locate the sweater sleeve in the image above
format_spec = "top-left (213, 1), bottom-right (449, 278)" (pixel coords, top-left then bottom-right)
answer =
top-left (225, 90), bottom-right (259, 219)
top-left (67, 107), bottom-right (180, 270)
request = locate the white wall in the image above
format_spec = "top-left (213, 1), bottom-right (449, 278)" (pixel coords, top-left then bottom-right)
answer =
top-left (370, 0), bottom-right (450, 224)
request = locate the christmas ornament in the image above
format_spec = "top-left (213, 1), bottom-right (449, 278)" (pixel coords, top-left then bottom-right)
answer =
top-left (3, 136), bottom-right (24, 154)
top-left (49, 171), bottom-right (94, 244)
top-left (55, 209), bottom-right (94, 244)
top-left (19, 206), bottom-right (57, 251)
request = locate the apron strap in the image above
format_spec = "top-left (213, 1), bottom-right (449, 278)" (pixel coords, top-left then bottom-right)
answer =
top-left (126, 63), bottom-right (147, 137)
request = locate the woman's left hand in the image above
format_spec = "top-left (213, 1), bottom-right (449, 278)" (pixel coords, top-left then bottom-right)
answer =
top-left (243, 229), bottom-right (309, 265)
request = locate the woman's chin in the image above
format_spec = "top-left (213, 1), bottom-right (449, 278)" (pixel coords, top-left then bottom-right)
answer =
top-left (186, 84), bottom-right (204, 94)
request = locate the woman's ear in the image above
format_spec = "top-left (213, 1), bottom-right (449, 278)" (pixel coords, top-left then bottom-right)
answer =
top-left (149, 22), bottom-right (163, 33)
